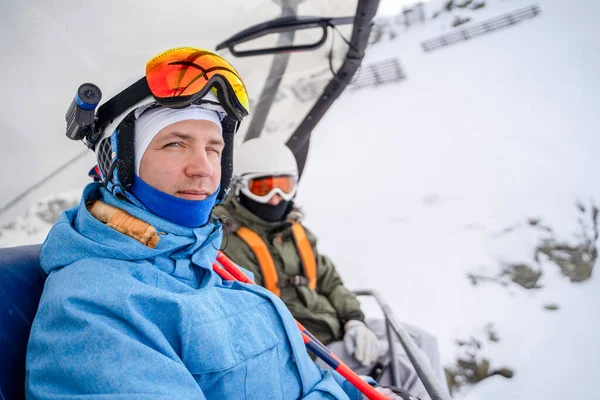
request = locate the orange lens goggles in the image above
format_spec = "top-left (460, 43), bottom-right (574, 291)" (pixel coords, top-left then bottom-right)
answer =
top-left (145, 47), bottom-right (249, 120)
top-left (247, 175), bottom-right (297, 197)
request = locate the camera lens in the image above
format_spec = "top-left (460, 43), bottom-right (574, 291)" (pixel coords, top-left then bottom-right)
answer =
top-left (83, 89), bottom-right (96, 100)
top-left (78, 83), bottom-right (101, 105)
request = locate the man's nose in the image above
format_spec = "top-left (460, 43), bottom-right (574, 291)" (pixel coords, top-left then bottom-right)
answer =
top-left (268, 193), bottom-right (283, 206)
top-left (184, 151), bottom-right (213, 177)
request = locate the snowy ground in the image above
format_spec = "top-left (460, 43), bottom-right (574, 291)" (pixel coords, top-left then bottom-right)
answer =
top-left (2, 0), bottom-right (599, 398)
top-left (296, 0), bottom-right (600, 398)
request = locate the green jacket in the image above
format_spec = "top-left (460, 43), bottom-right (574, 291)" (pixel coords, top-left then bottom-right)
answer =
top-left (214, 197), bottom-right (365, 345)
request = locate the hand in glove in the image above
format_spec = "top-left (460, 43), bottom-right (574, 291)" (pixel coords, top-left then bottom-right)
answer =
top-left (343, 320), bottom-right (379, 367)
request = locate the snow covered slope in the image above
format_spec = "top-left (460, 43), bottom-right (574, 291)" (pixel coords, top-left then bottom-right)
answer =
top-left (296, 0), bottom-right (600, 398)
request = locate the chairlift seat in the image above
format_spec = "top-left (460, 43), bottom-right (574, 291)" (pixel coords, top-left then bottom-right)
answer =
top-left (0, 244), bottom-right (45, 400)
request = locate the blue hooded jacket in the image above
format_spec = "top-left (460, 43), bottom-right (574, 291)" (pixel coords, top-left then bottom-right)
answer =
top-left (25, 183), bottom-right (362, 400)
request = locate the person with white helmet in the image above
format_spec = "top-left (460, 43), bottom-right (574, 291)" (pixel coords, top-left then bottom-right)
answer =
top-left (25, 47), bottom-right (408, 400)
top-left (215, 137), bottom-right (448, 400)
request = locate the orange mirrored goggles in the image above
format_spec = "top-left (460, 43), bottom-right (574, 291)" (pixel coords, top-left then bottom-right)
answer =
top-left (146, 47), bottom-right (249, 120)
top-left (247, 175), bottom-right (297, 197)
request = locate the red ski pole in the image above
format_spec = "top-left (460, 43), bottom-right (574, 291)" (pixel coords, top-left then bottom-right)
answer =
top-left (213, 252), bottom-right (387, 400)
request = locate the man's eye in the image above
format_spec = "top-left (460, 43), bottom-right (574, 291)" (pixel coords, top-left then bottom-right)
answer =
top-left (164, 142), bottom-right (182, 148)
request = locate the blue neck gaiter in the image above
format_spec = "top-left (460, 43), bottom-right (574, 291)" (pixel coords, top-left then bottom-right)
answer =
top-left (130, 175), bottom-right (219, 228)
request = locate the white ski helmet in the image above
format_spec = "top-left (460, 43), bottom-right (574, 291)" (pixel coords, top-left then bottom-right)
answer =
top-left (234, 137), bottom-right (298, 177)
top-left (233, 136), bottom-right (299, 202)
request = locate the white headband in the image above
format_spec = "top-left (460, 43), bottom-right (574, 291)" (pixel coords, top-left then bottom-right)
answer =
top-left (133, 105), bottom-right (222, 175)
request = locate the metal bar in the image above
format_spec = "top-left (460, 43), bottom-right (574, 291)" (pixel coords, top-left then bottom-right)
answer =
top-left (354, 289), bottom-right (451, 400)
top-left (243, 1), bottom-right (298, 141)
top-left (287, 0), bottom-right (381, 177)
top-left (421, 4), bottom-right (541, 52)
top-left (385, 317), bottom-right (402, 387)
top-left (328, 16), bottom-right (357, 26)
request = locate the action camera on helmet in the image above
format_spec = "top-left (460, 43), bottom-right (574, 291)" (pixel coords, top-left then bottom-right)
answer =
top-left (65, 83), bottom-right (102, 141)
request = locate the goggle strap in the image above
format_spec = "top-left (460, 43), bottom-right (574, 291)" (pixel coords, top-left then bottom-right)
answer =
top-left (96, 77), bottom-right (152, 130)
top-left (222, 115), bottom-right (238, 134)
top-left (218, 125), bottom-right (236, 202)
top-left (116, 114), bottom-right (136, 190)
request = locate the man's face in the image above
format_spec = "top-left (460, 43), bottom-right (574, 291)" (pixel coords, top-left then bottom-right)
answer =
top-left (139, 119), bottom-right (223, 200)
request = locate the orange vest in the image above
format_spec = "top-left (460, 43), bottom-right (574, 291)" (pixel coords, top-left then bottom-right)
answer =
top-left (236, 222), bottom-right (317, 297)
